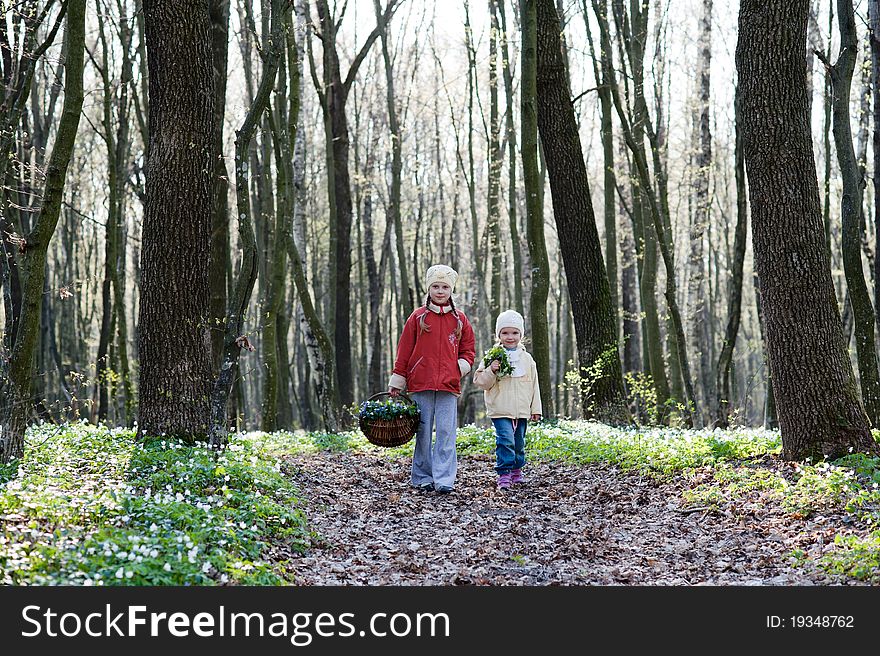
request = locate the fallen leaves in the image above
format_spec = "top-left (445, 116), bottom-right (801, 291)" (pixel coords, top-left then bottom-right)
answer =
top-left (278, 451), bottom-right (871, 586)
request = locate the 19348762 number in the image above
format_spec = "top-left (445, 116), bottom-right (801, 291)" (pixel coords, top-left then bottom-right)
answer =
top-left (792, 616), bottom-right (854, 628)
top-left (767, 616), bottom-right (855, 629)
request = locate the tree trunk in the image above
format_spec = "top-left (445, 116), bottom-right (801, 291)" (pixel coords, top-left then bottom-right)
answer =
top-left (620, 217), bottom-right (641, 375)
top-left (736, 0), bottom-right (878, 460)
top-left (688, 0), bottom-right (714, 423)
top-left (488, 0), bottom-right (503, 320)
top-left (94, 6), bottom-right (134, 425)
top-left (605, 0), bottom-right (672, 418)
top-left (0, 0), bottom-right (85, 463)
top-left (286, 0), bottom-right (339, 432)
top-left (463, 1), bottom-right (488, 336)
top-left (596, 0), bottom-right (698, 426)
top-left (584, 0), bottom-right (618, 341)
top-left (824, 0), bottom-right (880, 426)
top-left (716, 83), bottom-right (749, 428)
top-left (522, 0), bottom-right (553, 417)
top-left (363, 185), bottom-right (381, 393)
top-left (823, 1), bottom-right (835, 258)
top-left (139, 0), bottom-right (216, 440)
top-left (498, 0), bottom-right (524, 316)
top-left (209, 0), bottom-right (231, 374)
top-left (536, 0), bottom-right (627, 423)
top-left (313, 0), bottom-right (394, 411)
top-left (871, 0), bottom-right (880, 332)
top-left (372, 0), bottom-right (410, 326)
top-left (261, 28), bottom-right (295, 433)
top-left (209, 0), bottom-right (291, 447)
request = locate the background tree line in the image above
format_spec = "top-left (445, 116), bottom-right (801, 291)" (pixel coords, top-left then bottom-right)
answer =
top-left (1, 0), bottom-right (879, 464)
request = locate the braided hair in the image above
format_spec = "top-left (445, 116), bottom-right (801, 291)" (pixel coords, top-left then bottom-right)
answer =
top-left (419, 293), bottom-right (464, 339)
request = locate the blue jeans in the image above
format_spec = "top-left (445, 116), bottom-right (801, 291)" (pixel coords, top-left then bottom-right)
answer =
top-left (492, 418), bottom-right (527, 475)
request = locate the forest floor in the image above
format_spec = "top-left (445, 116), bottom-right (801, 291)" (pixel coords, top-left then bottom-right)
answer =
top-left (3, 422), bottom-right (877, 586)
top-left (281, 449), bottom-right (868, 586)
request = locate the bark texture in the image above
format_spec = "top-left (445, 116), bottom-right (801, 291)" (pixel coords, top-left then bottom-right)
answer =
top-left (536, 0), bottom-right (627, 423)
top-left (825, 0), bottom-right (880, 426)
top-left (737, 0), bottom-right (878, 460)
top-left (0, 0), bottom-right (85, 462)
top-left (139, 0), bottom-right (215, 440)
top-left (521, 0), bottom-right (553, 416)
top-left (716, 83), bottom-right (749, 428)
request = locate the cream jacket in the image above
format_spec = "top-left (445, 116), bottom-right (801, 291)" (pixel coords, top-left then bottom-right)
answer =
top-left (472, 346), bottom-right (542, 418)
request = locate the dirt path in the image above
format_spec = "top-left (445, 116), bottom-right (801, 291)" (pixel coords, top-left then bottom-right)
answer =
top-left (281, 451), bottom-right (860, 585)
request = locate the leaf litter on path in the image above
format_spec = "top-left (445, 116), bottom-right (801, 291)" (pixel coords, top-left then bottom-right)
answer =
top-left (280, 451), bottom-right (869, 586)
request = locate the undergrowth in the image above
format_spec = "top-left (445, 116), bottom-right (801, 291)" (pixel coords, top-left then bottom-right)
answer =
top-left (2, 419), bottom-right (878, 584)
top-left (0, 422), bottom-right (310, 585)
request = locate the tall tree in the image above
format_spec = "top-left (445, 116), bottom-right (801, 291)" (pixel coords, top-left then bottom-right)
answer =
top-left (536, 0), bottom-right (627, 423)
top-left (818, 0), bottom-right (880, 426)
top-left (871, 0), bottom-right (880, 325)
top-left (715, 84), bottom-right (749, 428)
top-left (595, 0), bottom-right (698, 426)
top-left (521, 0), bottom-right (553, 416)
top-left (261, 49), bottom-right (292, 433)
top-left (487, 0), bottom-right (503, 320)
top-left (497, 0), bottom-right (524, 316)
top-left (1, 3), bottom-right (68, 364)
top-left (210, 0), bottom-right (292, 446)
top-left (602, 0), bottom-right (673, 419)
top-left (0, 0), bottom-right (85, 462)
top-left (138, 0), bottom-right (215, 440)
top-left (310, 0), bottom-right (397, 410)
top-left (737, 0), bottom-right (879, 460)
top-left (208, 0), bottom-right (231, 373)
top-left (372, 0), bottom-right (407, 330)
top-left (688, 0), bottom-right (714, 422)
top-left (583, 0), bottom-right (618, 340)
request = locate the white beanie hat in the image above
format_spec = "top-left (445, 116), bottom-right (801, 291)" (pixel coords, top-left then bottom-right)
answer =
top-left (425, 264), bottom-right (458, 291)
top-left (495, 309), bottom-right (525, 338)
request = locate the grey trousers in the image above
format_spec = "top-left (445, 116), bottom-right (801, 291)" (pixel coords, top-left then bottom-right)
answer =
top-left (409, 390), bottom-right (458, 489)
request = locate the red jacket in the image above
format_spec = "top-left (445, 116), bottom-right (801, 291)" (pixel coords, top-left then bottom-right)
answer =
top-left (389, 304), bottom-right (476, 396)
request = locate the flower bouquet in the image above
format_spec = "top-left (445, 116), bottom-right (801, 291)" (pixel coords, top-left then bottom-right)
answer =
top-left (358, 398), bottom-right (420, 421)
top-left (482, 345), bottom-right (513, 378)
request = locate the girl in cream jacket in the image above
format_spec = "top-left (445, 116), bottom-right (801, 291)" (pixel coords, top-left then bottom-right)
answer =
top-left (472, 310), bottom-right (542, 489)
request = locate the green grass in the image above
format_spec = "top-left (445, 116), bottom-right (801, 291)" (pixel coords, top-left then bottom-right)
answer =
top-left (0, 422), bottom-right (310, 585)
top-left (454, 419), bottom-right (782, 475)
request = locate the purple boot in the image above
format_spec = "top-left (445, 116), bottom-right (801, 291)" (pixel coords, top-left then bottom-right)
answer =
top-left (497, 472), bottom-right (512, 489)
top-left (510, 469), bottom-right (524, 484)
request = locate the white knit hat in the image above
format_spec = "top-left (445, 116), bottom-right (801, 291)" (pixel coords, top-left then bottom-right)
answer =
top-left (425, 264), bottom-right (458, 291)
top-left (495, 309), bottom-right (525, 338)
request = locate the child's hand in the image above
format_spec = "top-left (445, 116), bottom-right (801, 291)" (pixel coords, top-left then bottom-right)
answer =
top-left (530, 414), bottom-right (541, 422)
top-left (388, 386), bottom-right (400, 397)
top-left (490, 360), bottom-right (501, 373)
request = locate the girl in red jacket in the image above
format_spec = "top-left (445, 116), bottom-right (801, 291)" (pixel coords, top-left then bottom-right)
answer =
top-left (388, 264), bottom-right (475, 493)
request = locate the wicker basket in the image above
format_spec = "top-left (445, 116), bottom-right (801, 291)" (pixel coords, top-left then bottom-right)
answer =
top-left (358, 392), bottom-right (420, 448)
